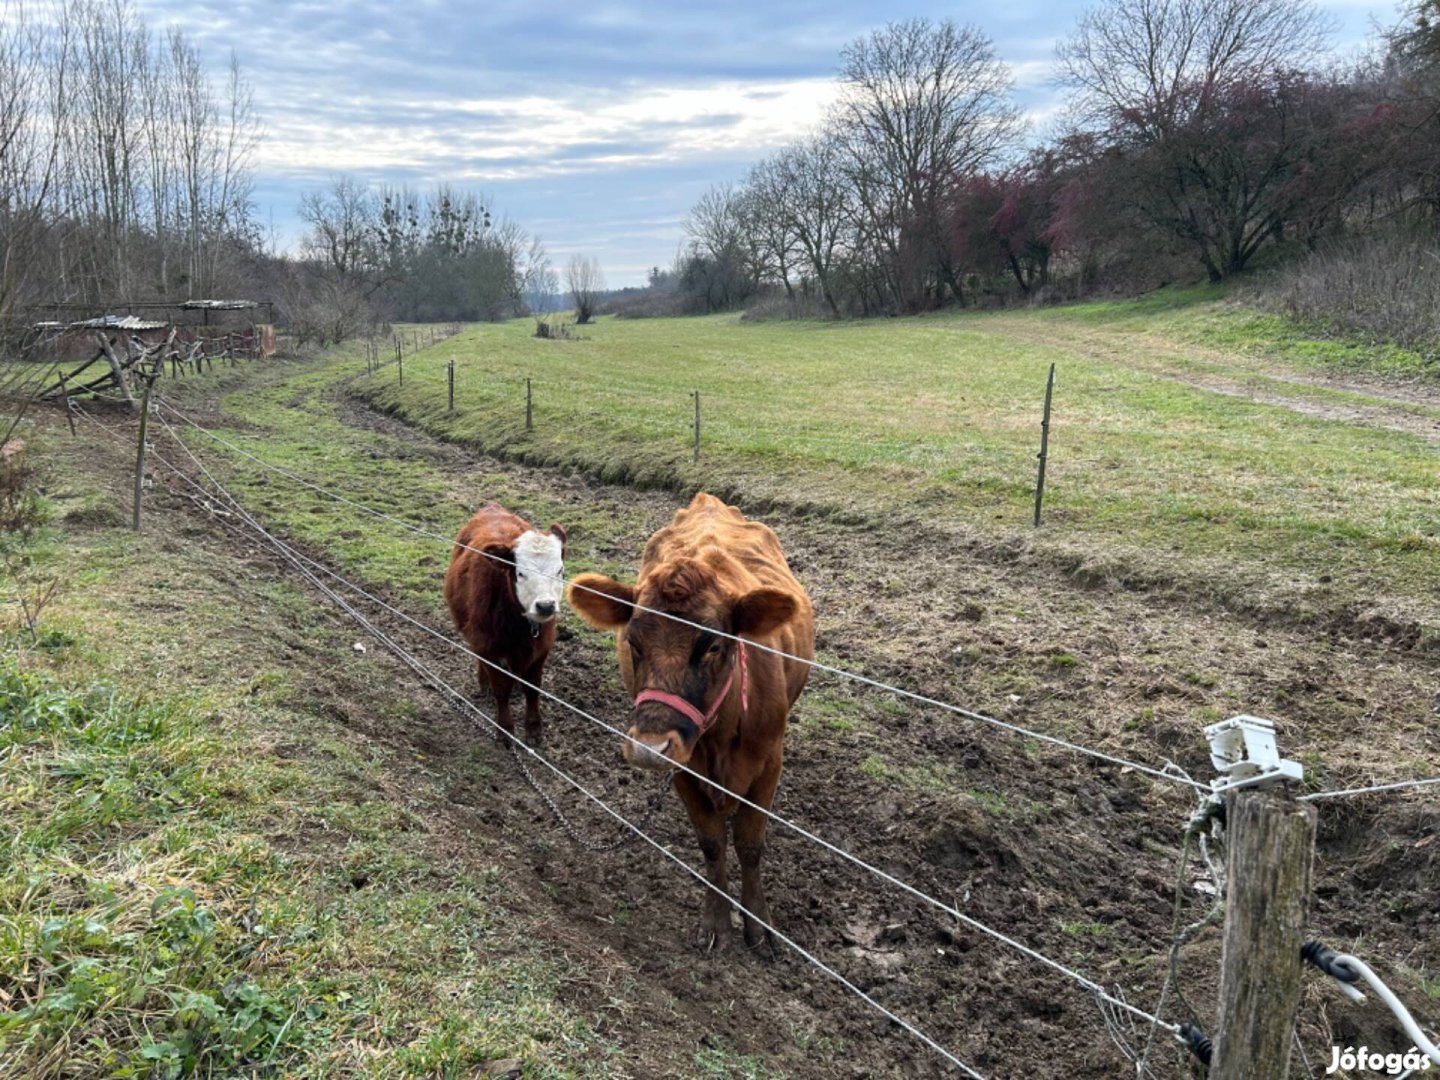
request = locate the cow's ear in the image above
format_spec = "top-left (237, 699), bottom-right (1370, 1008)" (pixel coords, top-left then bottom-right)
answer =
top-left (482, 543), bottom-right (514, 569)
top-left (568, 573), bottom-right (635, 629)
top-left (731, 587), bottom-right (796, 640)
top-left (548, 522), bottom-right (567, 550)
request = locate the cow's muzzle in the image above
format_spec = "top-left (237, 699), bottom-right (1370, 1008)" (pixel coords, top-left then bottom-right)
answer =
top-left (622, 704), bottom-right (699, 770)
top-left (622, 727), bottom-right (686, 770)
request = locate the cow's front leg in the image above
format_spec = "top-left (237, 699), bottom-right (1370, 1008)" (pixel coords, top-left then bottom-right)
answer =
top-left (484, 663), bottom-right (515, 741)
top-left (735, 757), bottom-right (782, 956)
top-left (674, 771), bottom-right (731, 950)
top-left (520, 658), bottom-right (545, 745)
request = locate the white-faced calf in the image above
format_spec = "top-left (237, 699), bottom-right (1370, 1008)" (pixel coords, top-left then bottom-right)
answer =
top-left (444, 502), bottom-right (566, 742)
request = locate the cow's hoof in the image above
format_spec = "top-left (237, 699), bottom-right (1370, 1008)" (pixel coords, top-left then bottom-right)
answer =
top-left (523, 722), bottom-right (544, 747)
top-left (696, 913), bottom-right (730, 952)
top-left (744, 923), bottom-right (776, 959)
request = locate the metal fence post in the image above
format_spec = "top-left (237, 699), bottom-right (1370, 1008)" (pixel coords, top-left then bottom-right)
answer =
top-left (691, 390), bottom-right (701, 463)
top-left (1033, 363), bottom-right (1055, 527)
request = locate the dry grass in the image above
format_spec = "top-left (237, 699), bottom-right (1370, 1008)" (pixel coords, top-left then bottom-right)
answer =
top-left (1259, 232), bottom-right (1440, 354)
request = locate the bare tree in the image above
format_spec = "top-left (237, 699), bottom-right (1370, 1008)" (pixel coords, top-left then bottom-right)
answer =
top-left (744, 157), bottom-right (802, 302)
top-left (170, 35), bottom-right (257, 297)
top-left (772, 132), bottom-right (853, 317)
top-left (682, 184), bottom-right (759, 310)
top-left (836, 18), bottom-right (1023, 309)
top-left (1057, 0), bottom-right (1333, 138)
top-left (64, 0), bottom-right (150, 298)
top-left (566, 254), bottom-right (604, 323)
top-left (0, 0), bottom-right (73, 317)
top-left (1057, 0), bottom-right (1351, 279)
top-left (299, 176), bottom-right (377, 281)
top-left (0, 0), bottom-right (262, 309)
top-left (519, 234), bottom-right (558, 314)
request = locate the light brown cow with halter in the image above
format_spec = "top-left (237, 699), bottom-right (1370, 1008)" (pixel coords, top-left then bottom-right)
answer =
top-left (569, 492), bottom-right (814, 951)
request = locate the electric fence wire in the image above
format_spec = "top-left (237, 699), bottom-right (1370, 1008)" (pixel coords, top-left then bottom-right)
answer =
top-left (128, 402), bottom-right (1202, 1052)
top-left (153, 395), bottom-right (1214, 795)
top-left (77, 402), bottom-right (992, 1080)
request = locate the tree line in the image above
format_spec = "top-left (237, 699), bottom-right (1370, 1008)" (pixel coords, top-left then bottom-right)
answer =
top-left (0, 0), bottom-right (258, 318)
top-left (668, 0), bottom-right (1440, 320)
top-left (0, 0), bottom-right (567, 345)
top-left (289, 177), bottom-right (560, 341)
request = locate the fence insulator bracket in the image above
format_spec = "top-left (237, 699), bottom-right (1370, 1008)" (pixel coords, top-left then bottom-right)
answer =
top-left (1204, 715), bottom-right (1303, 792)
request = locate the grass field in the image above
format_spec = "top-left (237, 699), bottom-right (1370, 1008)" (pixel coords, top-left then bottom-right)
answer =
top-left (0, 437), bottom-right (627, 1078)
top-left (5, 290), bottom-right (1438, 1077)
top-left (353, 289), bottom-right (1440, 640)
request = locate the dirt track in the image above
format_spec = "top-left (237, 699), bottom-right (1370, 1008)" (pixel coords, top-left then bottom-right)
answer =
top-left (111, 382), bottom-right (1440, 1078)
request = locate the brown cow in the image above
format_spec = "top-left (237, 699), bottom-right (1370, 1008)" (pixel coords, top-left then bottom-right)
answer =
top-left (444, 502), bottom-right (567, 743)
top-left (568, 492), bottom-right (814, 951)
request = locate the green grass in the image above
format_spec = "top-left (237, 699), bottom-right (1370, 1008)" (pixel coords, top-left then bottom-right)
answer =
top-left (0, 445), bottom-right (623, 1079)
top-left (1057, 919), bottom-right (1109, 938)
top-left (0, 656), bottom-right (608, 1078)
top-left (339, 295), bottom-right (1439, 634)
top-left (1053, 283), bottom-right (1439, 378)
top-left (693, 1044), bottom-right (786, 1079)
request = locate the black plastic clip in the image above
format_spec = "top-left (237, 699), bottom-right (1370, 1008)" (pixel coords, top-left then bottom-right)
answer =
top-left (1179, 1022), bottom-right (1213, 1066)
top-left (1302, 940), bottom-right (1359, 983)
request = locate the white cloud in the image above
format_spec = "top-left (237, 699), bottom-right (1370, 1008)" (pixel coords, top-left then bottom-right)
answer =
top-left (255, 77), bottom-right (839, 181)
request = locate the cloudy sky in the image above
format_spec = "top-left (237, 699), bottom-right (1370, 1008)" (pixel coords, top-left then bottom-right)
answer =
top-left (140, 0), bottom-right (1397, 286)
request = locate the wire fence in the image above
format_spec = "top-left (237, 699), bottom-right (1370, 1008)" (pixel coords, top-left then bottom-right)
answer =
top-left (56, 378), bottom-right (1440, 1076)
top-left (80, 401), bottom-right (998, 1076)
top-left (350, 325), bottom-right (959, 474)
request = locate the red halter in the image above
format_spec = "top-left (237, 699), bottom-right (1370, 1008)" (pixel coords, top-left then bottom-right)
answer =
top-left (633, 640), bottom-right (749, 736)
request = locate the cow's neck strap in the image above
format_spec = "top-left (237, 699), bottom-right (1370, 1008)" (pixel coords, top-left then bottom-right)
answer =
top-left (633, 640), bottom-right (748, 736)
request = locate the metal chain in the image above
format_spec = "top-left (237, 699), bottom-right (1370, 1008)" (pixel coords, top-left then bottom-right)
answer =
top-left (505, 733), bottom-right (669, 852)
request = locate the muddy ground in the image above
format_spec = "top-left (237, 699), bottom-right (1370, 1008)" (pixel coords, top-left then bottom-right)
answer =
top-left (56, 380), bottom-right (1439, 1078)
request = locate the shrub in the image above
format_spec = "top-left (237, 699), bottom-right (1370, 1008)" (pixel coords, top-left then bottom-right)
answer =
top-left (739, 292), bottom-right (835, 322)
top-left (1259, 233), bottom-right (1440, 355)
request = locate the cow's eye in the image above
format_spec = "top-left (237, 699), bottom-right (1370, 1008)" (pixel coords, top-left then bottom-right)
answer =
top-left (707, 640), bottom-right (724, 657)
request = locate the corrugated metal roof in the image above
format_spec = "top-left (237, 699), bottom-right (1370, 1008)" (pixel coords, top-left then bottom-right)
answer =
top-left (181, 299), bottom-right (257, 310)
top-left (68, 315), bottom-right (170, 331)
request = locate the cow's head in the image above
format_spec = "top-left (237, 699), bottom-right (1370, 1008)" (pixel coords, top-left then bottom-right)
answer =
top-left (500, 523), bottom-right (566, 623)
top-left (569, 557), bottom-right (796, 769)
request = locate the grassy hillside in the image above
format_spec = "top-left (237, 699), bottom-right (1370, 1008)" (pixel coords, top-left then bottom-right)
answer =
top-left (0, 440), bottom-right (624, 1079)
top-left (352, 292), bottom-right (1440, 640)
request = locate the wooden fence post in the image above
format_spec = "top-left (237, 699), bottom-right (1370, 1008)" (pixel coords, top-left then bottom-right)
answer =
top-left (448, 359), bottom-right (455, 411)
top-left (1211, 787), bottom-right (1316, 1079)
top-left (525, 377), bottom-right (532, 431)
top-left (132, 366), bottom-right (158, 531)
top-left (59, 372), bottom-right (76, 437)
top-left (1033, 362), bottom-right (1055, 527)
top-left (398, 350), bottom-right (404, 386)
top-left (96, 332), bottom-right (135, 408)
